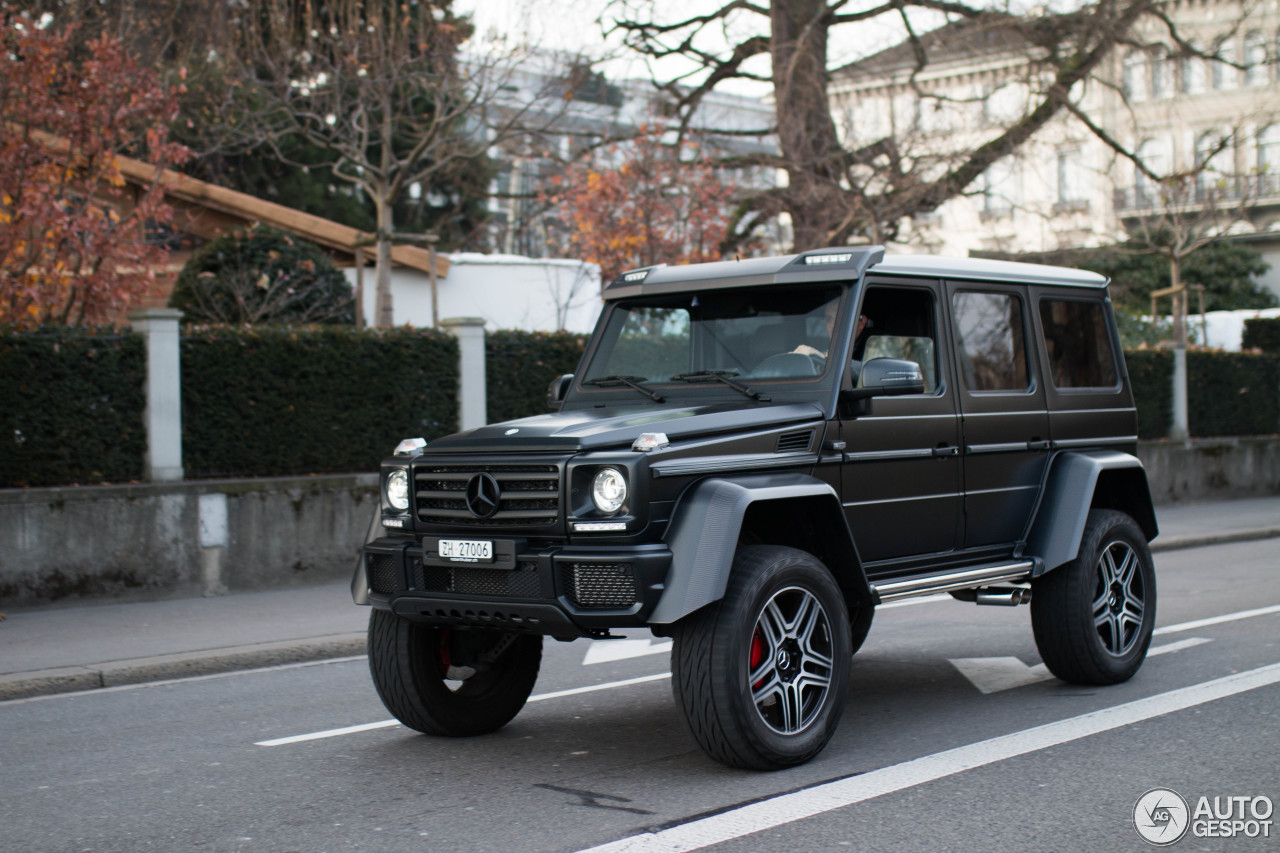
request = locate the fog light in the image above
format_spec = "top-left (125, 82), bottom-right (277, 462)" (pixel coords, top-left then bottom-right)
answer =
top-left (591, 467), bottom-right (627, 514)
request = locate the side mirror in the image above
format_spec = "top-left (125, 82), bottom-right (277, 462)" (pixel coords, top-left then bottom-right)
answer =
top-left (546, 373), bottom-right (573, 410)
top-left (842, 358), bottom-right (926, 402)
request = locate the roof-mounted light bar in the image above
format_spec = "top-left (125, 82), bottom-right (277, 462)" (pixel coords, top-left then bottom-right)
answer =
top-left (803, 252), bottom-right (854, 265)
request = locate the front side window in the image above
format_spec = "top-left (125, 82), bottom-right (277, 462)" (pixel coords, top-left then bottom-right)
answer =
top-left (584, 285), bottom-right (843, 388)
top-left (1039, 299), bottom-right (1119, 389)
top-left (951, 291), bottom-right (1029, 391)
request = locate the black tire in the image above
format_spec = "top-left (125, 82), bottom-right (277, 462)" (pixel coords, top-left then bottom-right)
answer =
top-left (671, 545), bottom-right (852, 770)
top-left (849, 603), bottom-right (875, 655)
top-left (1031, 509), bottom-right (1156, 685)
top-left (367, 609), bottom-right (542, 736)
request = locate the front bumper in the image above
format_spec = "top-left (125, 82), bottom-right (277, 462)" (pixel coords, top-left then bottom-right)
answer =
top-left (355, 536), bottom-right (672, 639)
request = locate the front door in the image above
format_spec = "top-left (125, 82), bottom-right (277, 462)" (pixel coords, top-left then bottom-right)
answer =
top-left (839, 279), bottom-right (962, 566)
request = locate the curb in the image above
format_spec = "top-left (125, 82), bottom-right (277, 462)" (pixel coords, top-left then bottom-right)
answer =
top-left (1150, 527), bottom-right (1280, 553)
top-left (4, 526), bottom-right (1279, 702)
top-left (0, 632), bottom-right (366, 702)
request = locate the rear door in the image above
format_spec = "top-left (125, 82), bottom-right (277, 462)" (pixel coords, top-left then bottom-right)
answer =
top-left (946, 281), bottom-right (1051, 552)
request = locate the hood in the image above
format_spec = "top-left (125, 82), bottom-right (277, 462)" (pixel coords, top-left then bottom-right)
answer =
top-left (421, 402), bottom-right (826, 454)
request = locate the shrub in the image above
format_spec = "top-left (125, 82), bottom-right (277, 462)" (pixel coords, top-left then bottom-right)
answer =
top-left (1124, 349), bottom-right (1172, 439)
top-left (170, 226), bottom-right (354, 325)
top-left (0, 327), bottom-right (145, 486)
top-left (1242, 317), bottom-right (1280, 354)
top-left (486, 330), bottom-right (588, 424)
top-left (181, 326), bottom-right (457, 477)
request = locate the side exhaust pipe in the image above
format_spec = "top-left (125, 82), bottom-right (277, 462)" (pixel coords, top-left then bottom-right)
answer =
top-left (974, 586), bottom-right (1032, 606)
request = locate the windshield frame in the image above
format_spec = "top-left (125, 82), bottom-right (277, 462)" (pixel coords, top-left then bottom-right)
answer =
top-left (563, 281), bottom-right (860, 411)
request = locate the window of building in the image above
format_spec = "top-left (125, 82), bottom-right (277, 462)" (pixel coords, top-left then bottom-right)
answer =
top-left (1244, 32), bottom-right (1268, 86)
top-left (982, 159), bottom-right (1015, 215)
top-left (1134, 138), bottom-right (1169, 207)
top-left (1123, 51), bottom-right (1148, 101)
top-left (1151, 47), bottom-right (1173, 98)
top-left (1039, 299), bottom-right (1118, 389)
top-left (1258, 125), bottom-right (1280, 174)
top-left (1195, 129), bottom-right (1232, 195)
top-left (1056, 148), bottom-right (1085, 206)
top-left (1212, 38), bottom-right (1239, 89)
top-left (1181, 45), bottom-right (1207, 94)
top-left (951, 291), bottom-right (1029, 391)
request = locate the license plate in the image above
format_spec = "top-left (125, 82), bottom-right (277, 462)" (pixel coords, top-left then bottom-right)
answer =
top-left (438, 539), bottom-right (493, 563)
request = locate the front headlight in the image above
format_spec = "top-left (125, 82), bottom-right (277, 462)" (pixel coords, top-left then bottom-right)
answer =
top-left (591, 467), bottom-right (627, 514)
top-left (385, 469), bottom-right (410, 511)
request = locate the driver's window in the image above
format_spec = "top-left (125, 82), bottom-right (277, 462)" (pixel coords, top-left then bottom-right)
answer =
top-left (854, 287), bottom-right (940, 392)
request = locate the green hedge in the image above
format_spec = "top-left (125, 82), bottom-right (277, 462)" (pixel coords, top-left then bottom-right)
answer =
top-left (181, 326), bottom-right (458, 478)
top-left (485, 330), bottom-right (588, 424)
top-left (0, 327), bottom-right (145, 487)
top-left (1243, 318), bottom-right (1280, 354)
top-left (1123, 348), bottom-right (1280, 438)
top-left (1188, 350), bottom-right (1280, 436)
top-left (1123, 350), bottom-right (1173, 440)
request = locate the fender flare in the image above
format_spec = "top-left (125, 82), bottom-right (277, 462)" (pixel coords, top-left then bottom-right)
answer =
top-left (1024, 449), bottom-right (1158, 576)
top-left (648, 472), bottom-right (868, 625)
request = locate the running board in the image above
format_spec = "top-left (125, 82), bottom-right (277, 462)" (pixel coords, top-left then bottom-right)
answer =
top-left (870, 561), bottom-right (1035, 604)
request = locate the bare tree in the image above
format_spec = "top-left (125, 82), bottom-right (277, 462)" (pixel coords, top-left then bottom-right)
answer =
top-left (604, 0), bottom-right (1223, 252)
top-left (214, 0), bottom-right (560, 326)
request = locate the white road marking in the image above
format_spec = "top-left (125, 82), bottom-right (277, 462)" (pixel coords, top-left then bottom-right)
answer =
top-left (949, 637), bottom-right (1212, 694)
top-left (584, 639), bottom-right (673, 665)
top-left (255, 672), bottom-right (673, 746)
top-left (574, 660), bottom-right (1280, 853)
top-left (1154, 602), bottom-right (1280, 635)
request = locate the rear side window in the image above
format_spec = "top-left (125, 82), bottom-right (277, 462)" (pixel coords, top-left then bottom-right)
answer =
top-left (951, 291), bottom-right (1029, 391)
top-left (1039, 299), bottom-right (1118, 388)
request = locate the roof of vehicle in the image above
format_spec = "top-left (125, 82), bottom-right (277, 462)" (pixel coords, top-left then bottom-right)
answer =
top-left (604, 247), bottom-right (1108, 300)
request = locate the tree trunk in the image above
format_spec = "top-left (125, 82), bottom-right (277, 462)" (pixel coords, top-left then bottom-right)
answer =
top-left (375, 194), bottom-right (395, 328)
top-left (771, 0), bottom-right (847, 250)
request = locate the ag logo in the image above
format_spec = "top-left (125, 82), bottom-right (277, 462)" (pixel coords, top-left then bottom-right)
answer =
top-left (1134, 788), bottom-right (1190, 846)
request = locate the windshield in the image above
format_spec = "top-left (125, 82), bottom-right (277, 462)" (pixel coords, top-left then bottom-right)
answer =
top-left (583, 284), bottom-right (843, 388)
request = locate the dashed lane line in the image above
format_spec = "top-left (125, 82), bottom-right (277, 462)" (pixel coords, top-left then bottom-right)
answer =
top-left (573, 661), bottom-right (1280, 853)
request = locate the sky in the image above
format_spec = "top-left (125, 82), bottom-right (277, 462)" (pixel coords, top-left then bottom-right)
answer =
top-left (452, 0), bottom-right (936, 96)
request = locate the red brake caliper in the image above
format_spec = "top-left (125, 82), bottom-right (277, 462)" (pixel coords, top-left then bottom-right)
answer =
top-left (437, 628), bottom-right (452, 677)
top-left (749, 627), bottom-right (766, 689)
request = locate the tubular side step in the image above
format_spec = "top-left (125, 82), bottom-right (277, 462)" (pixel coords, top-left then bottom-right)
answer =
top-left (871, 561), bottom-right (1035, 604)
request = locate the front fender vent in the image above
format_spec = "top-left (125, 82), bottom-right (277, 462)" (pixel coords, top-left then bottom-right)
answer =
top-left (775, 430), bottom-right (815, 453)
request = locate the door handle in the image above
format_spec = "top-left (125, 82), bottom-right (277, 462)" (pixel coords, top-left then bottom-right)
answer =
top-left (1027, 439), bottom-right (1051, 451)
top-left (932, 445), bottom-right (960, 457)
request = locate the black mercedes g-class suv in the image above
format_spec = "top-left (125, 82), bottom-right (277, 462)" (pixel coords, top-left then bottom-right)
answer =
top-left (354, 247), bottom-right (1158, 770)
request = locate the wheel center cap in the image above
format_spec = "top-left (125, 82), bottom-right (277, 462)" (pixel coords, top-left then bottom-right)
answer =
top-left (775, 638), bottom-right (803, 682)
top-left (776, 649), bottom-right (790, 670)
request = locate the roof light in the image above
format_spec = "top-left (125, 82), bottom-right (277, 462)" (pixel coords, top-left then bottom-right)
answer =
top-left (622, 270), bottom-right (649, 282)
top-left (804, 253), bottom-right (854, 265)
top-left (632, 432), bottom-right (670, 452)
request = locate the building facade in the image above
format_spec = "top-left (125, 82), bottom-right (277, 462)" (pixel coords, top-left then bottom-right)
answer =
top-left (830, 0), bottom-right (1280, 295)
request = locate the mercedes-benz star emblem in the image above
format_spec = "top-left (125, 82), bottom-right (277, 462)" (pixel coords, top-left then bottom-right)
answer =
top-left (465, 472), bottom-right (501, 518)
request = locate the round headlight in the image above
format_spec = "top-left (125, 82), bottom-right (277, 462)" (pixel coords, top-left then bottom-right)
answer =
top-left (385, 469), bottom-right (410, 511)
top-left (591, 467), bottom-right (627, 514)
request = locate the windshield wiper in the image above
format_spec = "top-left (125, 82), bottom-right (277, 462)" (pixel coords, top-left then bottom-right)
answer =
top-left (582, 375), bottom-right (665, 403)
top-left (670, 370), bottom-right (770, 402)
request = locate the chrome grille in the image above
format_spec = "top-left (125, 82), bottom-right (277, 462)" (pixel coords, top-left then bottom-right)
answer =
top-left (414, 463), bottom-right (560, 526)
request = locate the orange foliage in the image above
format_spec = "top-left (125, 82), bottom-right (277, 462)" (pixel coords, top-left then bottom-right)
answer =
top-left (0, 16), bottom-right (191, 327)
top-left (544, 124), bottom-right (739, 284)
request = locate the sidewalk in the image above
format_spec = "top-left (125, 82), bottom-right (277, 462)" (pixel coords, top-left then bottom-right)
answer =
top-left (3, 495), bottom-right (1278, 701)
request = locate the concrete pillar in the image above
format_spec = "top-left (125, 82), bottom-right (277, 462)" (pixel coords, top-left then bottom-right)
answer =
top-left (128, 308), bottom-right (185, 482)
top-left (440, 317), bottom-right (487, 431)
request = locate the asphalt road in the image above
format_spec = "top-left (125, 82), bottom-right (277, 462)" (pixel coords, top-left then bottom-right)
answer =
top-left (3, 539), bottom-right (1278, 853)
